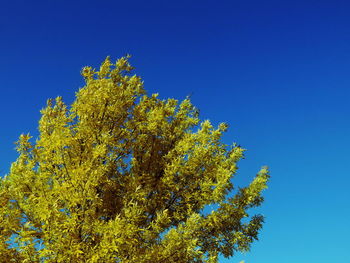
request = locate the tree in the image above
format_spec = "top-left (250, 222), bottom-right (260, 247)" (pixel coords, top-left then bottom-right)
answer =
top-left (0, 56), bottom-right (269, 262)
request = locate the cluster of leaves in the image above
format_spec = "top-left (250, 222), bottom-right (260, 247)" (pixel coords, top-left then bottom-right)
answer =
top-left (0, 57), bottom-right (269, 262)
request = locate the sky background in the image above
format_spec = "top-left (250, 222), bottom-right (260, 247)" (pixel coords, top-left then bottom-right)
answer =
top-left (1, 0), bottom-right (350, 262)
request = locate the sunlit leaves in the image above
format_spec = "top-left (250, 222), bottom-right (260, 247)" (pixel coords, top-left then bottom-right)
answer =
top-left (0, 56), bottom-right (269, 262)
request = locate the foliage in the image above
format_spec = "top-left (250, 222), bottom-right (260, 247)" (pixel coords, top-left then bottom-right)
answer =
top-left (0, 57), bottom-right (269, 262)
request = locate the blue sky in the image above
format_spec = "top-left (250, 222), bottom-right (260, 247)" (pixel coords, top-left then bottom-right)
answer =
top-left (1, 0), bottom-right (350, 262)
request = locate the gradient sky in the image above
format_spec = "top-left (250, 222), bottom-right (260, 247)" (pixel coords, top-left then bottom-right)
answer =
top-left (1, 0), bottom-right (350, 262)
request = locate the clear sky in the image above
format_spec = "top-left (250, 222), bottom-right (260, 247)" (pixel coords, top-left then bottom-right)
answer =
top-left (1, 0), bottom-right (350, 262)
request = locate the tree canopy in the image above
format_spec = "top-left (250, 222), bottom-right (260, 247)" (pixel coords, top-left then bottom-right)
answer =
top-left (0, 57), bottom-right (269, 262)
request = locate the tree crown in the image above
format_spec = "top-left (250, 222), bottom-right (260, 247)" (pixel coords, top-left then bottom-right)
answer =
top-left (0, 57), bottom-right (269, 262)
